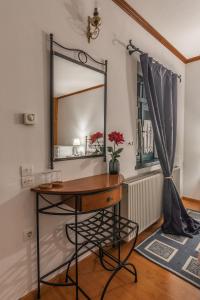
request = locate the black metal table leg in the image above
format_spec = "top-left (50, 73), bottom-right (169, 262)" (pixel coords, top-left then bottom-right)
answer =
top-left (36, 193), bottom-right (41, 299)
top-left (75, 195), bottom-right (79, 300)
top-left (117, 202), bottom-right (121, 263)
top-left (112, 203), bottom-right (121, 263)
top-left (112, 205), bottom-right (116, 248)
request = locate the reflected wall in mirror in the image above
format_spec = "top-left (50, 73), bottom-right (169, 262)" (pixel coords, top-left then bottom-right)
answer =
top-left (50, 35), bottom-right (107, 165)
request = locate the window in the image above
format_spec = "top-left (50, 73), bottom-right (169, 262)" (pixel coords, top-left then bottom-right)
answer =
top-left (136, 63), bottom-right (159, 169)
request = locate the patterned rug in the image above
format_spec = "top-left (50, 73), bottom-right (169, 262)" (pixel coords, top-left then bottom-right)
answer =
top-left (135, 209), bottom-right (200, 288)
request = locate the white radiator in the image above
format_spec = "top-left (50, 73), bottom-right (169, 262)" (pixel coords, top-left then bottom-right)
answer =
top-left (122, 167), bottom-right (180, 239)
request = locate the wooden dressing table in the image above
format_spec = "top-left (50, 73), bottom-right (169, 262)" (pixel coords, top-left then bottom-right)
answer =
top-left (32, 174), bottom-right (138, 300)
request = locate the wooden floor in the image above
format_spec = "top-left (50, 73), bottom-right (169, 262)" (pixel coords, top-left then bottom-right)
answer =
top-left (22, 199), bottom-right (200, 300)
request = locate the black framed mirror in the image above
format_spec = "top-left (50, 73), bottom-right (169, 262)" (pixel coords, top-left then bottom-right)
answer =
top-left (49, 34), bottom-right (107, 168)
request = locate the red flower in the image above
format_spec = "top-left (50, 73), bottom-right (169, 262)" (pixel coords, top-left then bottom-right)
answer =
top-left (108, 131), bottom-right (125, 145)
top-left (90, 131), bottom-right (103, 144)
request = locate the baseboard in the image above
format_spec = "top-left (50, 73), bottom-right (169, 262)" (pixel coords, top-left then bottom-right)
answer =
top-left (20, 272), bottom-right (64, 300)
top-left (182, 196), bottom-right (200, 203)
top-left (20, 248), bottom-right (93, 300)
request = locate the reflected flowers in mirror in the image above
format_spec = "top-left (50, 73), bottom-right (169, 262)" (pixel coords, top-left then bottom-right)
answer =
top-left (90, 131), bottom-right (104, 154)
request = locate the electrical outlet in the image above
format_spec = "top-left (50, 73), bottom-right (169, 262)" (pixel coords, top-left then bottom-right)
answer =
top-left (20, 165), bottom-right (33, 177)
top-left (23, 228), bottom-right (33, 241)
top-left (21, 175), bottom-right (34, 188)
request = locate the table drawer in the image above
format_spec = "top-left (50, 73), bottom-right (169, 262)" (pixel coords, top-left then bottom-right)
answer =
top-left (81, 186), bottom-right (122, 211)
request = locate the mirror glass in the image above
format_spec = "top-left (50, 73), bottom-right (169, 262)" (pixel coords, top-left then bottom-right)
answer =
top-left (53, 54), bottom-right (105, 160)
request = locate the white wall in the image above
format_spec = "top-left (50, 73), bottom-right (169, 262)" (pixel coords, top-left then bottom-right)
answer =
top-left (0, 0), bottom-right (185, 299)
top-left (183, 61), bottom-right (200, 200)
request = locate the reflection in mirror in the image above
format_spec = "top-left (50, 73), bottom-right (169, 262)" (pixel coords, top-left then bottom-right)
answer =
top-left (53, 54), bottom-right (105, 160)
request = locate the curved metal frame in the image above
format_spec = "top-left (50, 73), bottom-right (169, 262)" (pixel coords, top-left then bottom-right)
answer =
top-left (53, 40), bottom-right (105, 66)
top-left (65, 207), bottom-right (138, 299)
top-left (99, 225), bottom-right (138, 300)
top-left (35, 191), bottom-right (138, 300)
top-left (49, 33), bottom-right (108, 169)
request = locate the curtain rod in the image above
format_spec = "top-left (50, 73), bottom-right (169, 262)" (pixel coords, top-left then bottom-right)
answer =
top-left (127, 40), bottom-right (182, 82)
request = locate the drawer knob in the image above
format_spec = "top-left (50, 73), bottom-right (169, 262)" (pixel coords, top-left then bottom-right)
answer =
top-left (106, 196), bottom-right (113, 202)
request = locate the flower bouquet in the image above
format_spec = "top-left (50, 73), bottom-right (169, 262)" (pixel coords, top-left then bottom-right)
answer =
top-left (107, 131), bottom-right (125, 174)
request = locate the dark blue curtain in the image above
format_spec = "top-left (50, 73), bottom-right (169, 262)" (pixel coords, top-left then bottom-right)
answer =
top-left (140, 54), bottom-right (200, 237)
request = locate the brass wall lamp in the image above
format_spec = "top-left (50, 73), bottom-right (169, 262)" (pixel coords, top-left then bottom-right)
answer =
top-left (87, 7), bottom-right (101, 43)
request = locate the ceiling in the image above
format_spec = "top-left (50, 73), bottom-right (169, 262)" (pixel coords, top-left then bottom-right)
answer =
top-left (126, 0), bottom-right (200, 59)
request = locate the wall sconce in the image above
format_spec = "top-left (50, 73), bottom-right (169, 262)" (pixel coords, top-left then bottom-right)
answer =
top-left (87, 7), bottom-right (101, 43)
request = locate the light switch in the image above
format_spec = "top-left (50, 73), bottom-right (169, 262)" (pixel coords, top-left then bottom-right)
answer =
top-left (21, 176), bottom-right (34, 188)
top-left (20, 165), bottom-right (33, 177)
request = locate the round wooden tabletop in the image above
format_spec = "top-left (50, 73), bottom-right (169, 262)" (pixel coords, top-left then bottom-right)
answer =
top-left (31, 173), bottom-right (124, 195)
